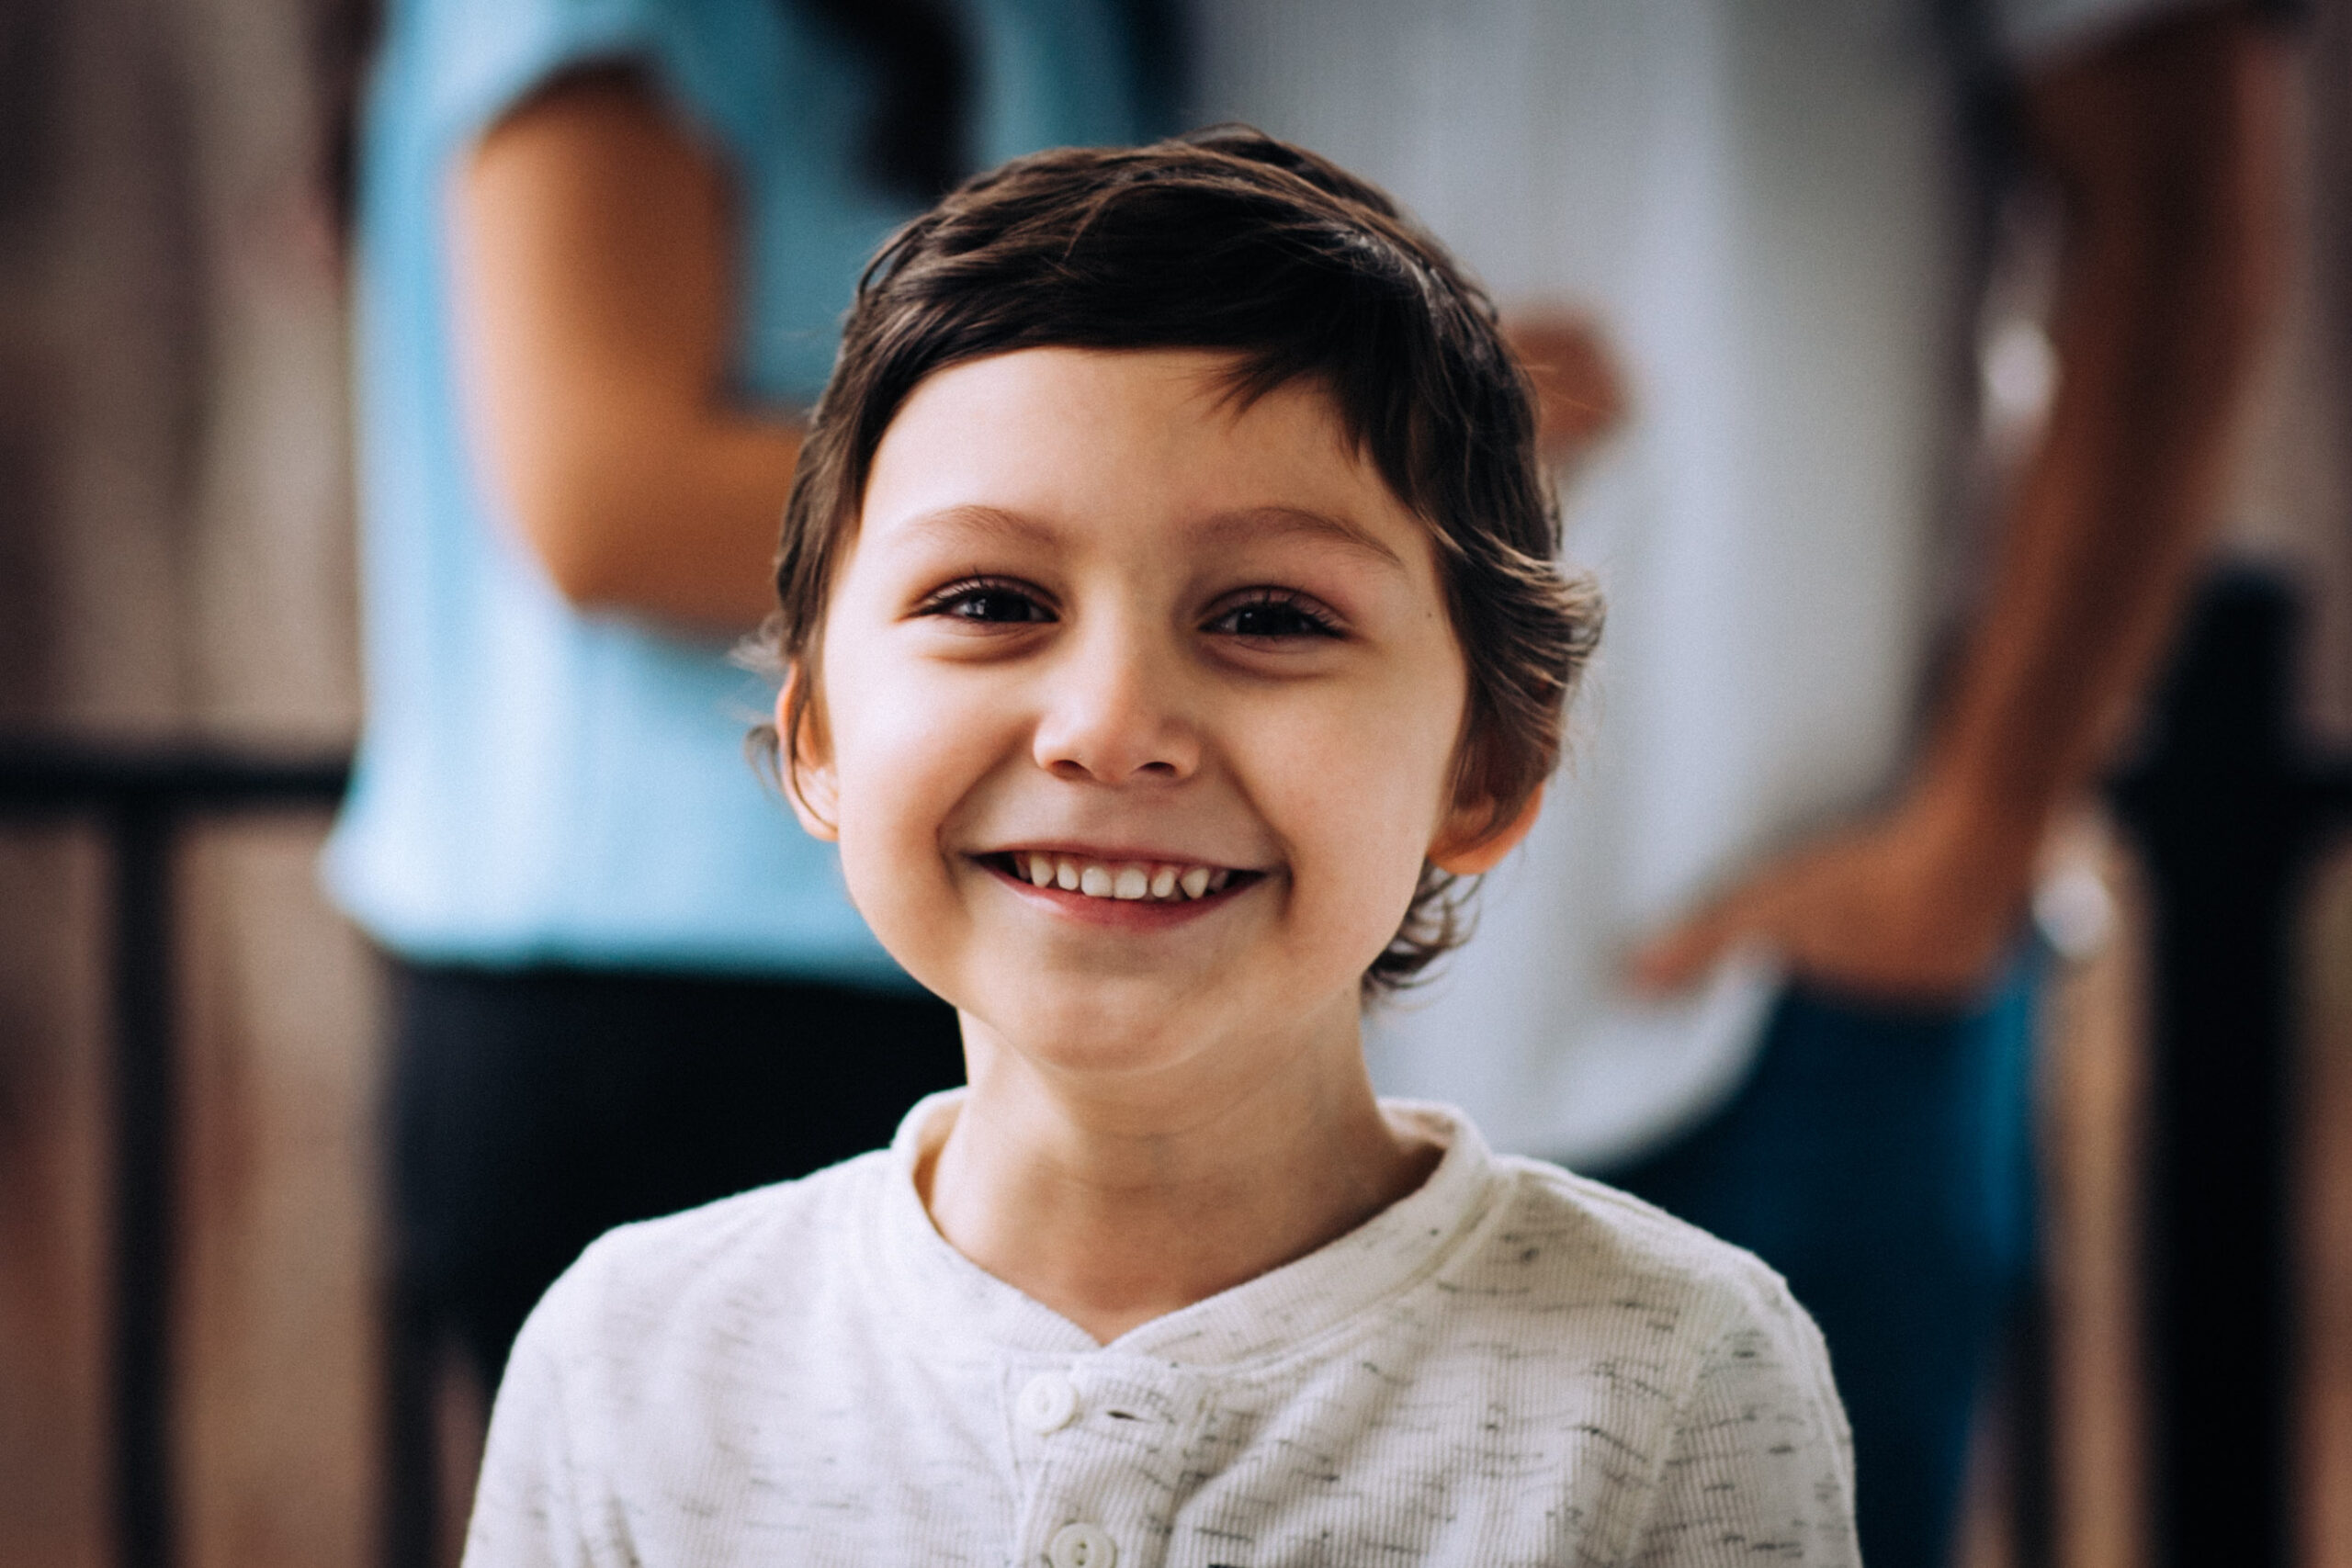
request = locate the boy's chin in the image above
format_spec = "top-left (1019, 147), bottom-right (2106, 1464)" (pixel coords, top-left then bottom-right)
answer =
top-left (964, 988), bottom-right (1210, 1069)
top-left (953, 972), bottom-right (1361, 1089)
top-left (951, 978), bottom-right (1261, 1079)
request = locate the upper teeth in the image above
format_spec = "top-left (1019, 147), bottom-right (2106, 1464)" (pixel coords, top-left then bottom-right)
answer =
top-left (1020, 853), bottom-right (1232, 901)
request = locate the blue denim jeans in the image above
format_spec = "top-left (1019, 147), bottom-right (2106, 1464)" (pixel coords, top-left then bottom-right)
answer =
top-left (1606, 959), bottom-right (2041, 1568)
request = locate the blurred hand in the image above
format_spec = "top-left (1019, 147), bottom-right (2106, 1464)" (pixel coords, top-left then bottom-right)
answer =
top-left (1628, 792), bottom-right (2035, 1005)
top-left (1503, 310), bottom-right (1627, 468)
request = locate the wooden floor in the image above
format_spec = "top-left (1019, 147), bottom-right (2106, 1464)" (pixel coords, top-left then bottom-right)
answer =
top-left (0, 816), bottom-right (2346, 1568)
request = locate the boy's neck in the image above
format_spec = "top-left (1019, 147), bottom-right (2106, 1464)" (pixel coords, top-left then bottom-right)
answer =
top-left (919, 1018), bottom-right (1442, 1346)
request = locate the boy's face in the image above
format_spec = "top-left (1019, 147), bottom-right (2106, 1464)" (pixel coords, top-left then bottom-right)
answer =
top-left (791, 348), bottom-right (1479, 1081)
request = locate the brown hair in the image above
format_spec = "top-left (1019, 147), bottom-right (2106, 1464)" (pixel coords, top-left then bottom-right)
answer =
top-left (763, 126), bottom-right (1601, 990)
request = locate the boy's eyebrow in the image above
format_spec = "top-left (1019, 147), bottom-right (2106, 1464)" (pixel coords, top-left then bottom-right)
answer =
top-left (892, 504), bottom-right (1059, 550)
top-left (1198, 506), bottom-right (1407, 570)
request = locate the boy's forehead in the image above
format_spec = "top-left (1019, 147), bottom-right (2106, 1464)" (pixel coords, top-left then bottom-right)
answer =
top-left (884, 499), bottom-right (1408, 575)
top-left (865, 347), bottom-right (1411, 541)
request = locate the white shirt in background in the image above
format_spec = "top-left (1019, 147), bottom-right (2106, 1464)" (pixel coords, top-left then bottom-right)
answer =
top-left (1193, 0), bottom-right (2207, 1168)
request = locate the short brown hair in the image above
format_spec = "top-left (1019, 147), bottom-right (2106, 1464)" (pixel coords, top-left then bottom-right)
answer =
top-left (763, 127), bottom-right (1601, 990)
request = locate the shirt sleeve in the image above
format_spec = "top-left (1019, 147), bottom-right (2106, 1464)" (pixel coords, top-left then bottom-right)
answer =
top-left (460, 1286), bottom-right (604, 1568)
top-left (1625, 1275), bottom-right (1859, 1568)
top-left (403, 0), bottom-right (785, 167)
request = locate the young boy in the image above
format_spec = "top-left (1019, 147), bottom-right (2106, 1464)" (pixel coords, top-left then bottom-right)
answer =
top-left (463, 130), bottom-right (1857, 1567)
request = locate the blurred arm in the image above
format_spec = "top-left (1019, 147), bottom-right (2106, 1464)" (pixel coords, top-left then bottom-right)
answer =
top-left (1634, 6), bottom-right (2290, 998)
top-left (1916, 8), bottom-right (2290, 867)
top-left (451, 70), bottom-right (799, 634)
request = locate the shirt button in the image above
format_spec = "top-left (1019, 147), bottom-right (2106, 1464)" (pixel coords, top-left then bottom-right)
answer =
top-left (1046, 1522), bottom-right (1116, 1568)
top-left (1016, 1371), bottom-right (1080, 1434)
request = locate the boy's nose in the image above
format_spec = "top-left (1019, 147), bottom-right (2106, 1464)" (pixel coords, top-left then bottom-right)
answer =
top-left (1031, 629), bottom-right (1201, 786)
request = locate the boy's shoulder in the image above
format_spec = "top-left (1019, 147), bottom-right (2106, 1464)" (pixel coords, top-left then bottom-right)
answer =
top-left (523, 1147), bottom-right (891, 1357)
top-left (1433, 1147), bottom-right (1824, 1360)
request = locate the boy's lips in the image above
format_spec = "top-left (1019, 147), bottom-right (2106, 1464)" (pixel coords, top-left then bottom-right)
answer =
top-left (973, 848), bottom-right (1261, 908)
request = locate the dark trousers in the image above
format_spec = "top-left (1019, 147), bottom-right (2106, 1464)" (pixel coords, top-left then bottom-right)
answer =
top-left (1607, 963), bottom-right (2041, 1568)
top-left (379, 961), bottom-right (966, 1568)
top-left (386, 961), bottom-right (965, 1393)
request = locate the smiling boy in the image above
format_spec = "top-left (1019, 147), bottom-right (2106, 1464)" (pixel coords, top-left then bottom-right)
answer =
top-left (463, 130), bottom-right (1857, 1567)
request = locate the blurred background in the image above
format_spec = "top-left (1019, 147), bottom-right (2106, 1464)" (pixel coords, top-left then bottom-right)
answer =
top-left (3, 2), bottom-right (2351, 1566)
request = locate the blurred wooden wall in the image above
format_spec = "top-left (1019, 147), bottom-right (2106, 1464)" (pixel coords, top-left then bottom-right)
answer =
top-left (0, 1), bottom-right (375, 1565)
top-left (2267, 9), bottom-right (2352, 1559)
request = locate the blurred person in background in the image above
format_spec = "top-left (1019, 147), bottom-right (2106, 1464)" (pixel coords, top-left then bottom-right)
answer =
top-left (322, 0), bottom-right (1170, 1546)
top-left (1196, 2), bottom-right (2288, 1564)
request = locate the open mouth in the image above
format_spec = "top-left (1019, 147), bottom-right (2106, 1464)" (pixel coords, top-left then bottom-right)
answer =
top-left (982, 852), bottom-right (1258, 905)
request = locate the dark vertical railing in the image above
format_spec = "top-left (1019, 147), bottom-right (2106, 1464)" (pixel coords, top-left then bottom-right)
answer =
top-left (110, 796), bottom-right (176, 1568)
top-left (2110, 569), bottom-right (2352, 1568)
top-left (2008, 1289), bottom-right (2056, 1568)
top-left (0, 741), bottom-right (350, 1568)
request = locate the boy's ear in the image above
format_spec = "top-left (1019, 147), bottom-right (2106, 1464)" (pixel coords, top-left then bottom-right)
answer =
top-left (1428, 784), bottom-right (1544, 875)
top-left (775, 670), bottom-right (840, 843)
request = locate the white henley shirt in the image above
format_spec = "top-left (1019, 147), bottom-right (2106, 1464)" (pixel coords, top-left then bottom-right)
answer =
top-left (464, 1095), bottom-right (1857, 1566)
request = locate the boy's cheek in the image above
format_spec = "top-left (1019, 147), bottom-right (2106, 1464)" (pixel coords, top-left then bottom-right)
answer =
top-left (1251, 704), bottom-right (1457, 833)
top-left (831, 830), bottom-right (969, 998)
top-left (827, 704), bottom-right (1003, 914)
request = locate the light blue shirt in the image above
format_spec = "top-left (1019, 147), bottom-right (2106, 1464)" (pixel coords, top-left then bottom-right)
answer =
top-left (327, 0), bottom-right (1152, 981)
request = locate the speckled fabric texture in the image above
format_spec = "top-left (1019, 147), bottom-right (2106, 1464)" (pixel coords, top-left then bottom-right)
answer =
top-left (464, 1095), bottom-right (1857, 1566)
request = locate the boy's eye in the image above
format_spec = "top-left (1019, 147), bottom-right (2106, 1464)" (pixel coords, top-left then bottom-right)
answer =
top-left (920, 577), bottom-right (1055, 625)
top-left (1206, 591), bottom-right (1344, 641)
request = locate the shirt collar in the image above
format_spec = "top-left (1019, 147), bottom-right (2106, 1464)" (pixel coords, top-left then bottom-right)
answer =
top-left (870, 1089), bottom-right (1499, 1368)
